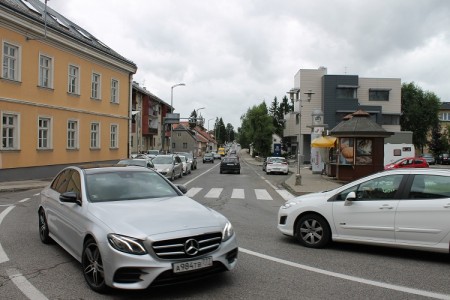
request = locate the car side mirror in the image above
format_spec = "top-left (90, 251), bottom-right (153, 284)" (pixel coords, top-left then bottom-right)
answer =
top-left (344, 191), bottom-right (356, 206)
top-left (59, 191), bottom-right (81, 205)
top-left (176, 184), bottom-right (188, 194)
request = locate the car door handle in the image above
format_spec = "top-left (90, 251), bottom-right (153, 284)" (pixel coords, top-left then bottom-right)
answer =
top-left (379, 204), bottom-right (394, 209)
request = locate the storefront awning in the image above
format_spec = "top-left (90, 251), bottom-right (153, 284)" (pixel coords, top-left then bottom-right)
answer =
top-left (311, 136), bottom-right (337, 148)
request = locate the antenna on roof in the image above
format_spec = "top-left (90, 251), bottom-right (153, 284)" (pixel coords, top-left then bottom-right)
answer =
top-left (26, 0), bottom-right (49, 40)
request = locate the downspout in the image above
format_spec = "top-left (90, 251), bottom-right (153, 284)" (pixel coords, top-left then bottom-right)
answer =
top-left (128, 74), bottom-right (133, 158)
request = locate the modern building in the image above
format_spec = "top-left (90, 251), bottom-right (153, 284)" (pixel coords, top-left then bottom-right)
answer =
top-left (0, 0), bottom-right (137, 181)
top-left (131, 82), bottom-right (172, 155)
top-left (284, 67), bottom-right (401, 163)
top-left (438, 102), bottom-right (450, 129)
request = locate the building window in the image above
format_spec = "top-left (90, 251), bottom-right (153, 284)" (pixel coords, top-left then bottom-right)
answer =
top-left (439, 112), bottom-right (450, 121)
top-left (336, 87), bottom-right (357, 99)
top-left (38, 117), bottom-right (52, 149)
top-left (67, 120), bottom-right (78, 149)
top-left (183, 142), bottom-right (188, 149)
top-left (91, 72), bottom-right (101, 99)
top-left (382, 115), bottom-right (400, 126)
top-left (110, 124), bottom-right (118, 148)
top-left (111, 79), bottom-right (119, 103)
top-left (68, 65), bottom-right (80, 94)
top-left (2, 42), bottom-right (21, 81)
top-left (1, 113), bottom-right (19, 149)
top-left (369, 89), bottom-right (390, 101)
top-left (90, 122), bottom-right (100, 148)
top-left (39, 54), bottom-right (53, 88)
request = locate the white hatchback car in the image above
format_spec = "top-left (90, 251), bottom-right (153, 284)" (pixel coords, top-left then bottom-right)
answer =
top-left (263, 157), bottom-right (289, 175)
top-left (278, 168), bottom-right (450, 253)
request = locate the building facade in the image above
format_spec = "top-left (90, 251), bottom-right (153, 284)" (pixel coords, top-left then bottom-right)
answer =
top-left (131, 82), bottom-right (171, 155)
top-left (0, 0), bottom-right (137, 181)
top-left (284, 67), bottom-right (401, 163)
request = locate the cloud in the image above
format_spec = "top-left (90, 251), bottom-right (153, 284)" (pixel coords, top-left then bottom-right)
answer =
top-left (48, 0), bottom-right (450, 129)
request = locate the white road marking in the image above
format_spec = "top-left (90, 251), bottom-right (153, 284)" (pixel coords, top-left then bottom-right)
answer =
top-left (7, 268), bottom-right (49, 300)
top-left (255, 189), bottom-right (272, 200)
top-left (34, 193), bottom-right (40, 196)
top-left (19, 198), bottom-right (30, 203)
top-left (183, 163), bottom-right (218, 186)
top-left (231, 189), bottom-right (245, 199)
top-left (275, 189), bottom-right (294, 201)
top-left (186, 187), bottom-right (202, 197)
top-left (0, 206), bottom-right (14, 263)
top-left (240, 248), bottom-right (450, 300)
top-left (205, 188), bottom-right (223, 198)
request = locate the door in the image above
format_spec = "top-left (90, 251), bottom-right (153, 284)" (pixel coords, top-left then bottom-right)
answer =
top-left (332, 174), bottom-right (404, 242)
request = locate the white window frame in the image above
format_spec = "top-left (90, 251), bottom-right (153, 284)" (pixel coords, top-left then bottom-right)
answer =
top-left (110, 124), bottom-right (118, 149)
top-left (91, 72), bottom-right (101, 99)
top-left (39, 53), bottom-right (53, 88)
top-left (111, 78), bottom-right (119, 103)
top-left (90, 122), bottom-right (100, 149)
top-left (1, 111), bottom-right (20, 150)
top-left (2, 41), bottom-right (21, 81)
top-left (68, 64), bottom-right (80, 94)
top-left (67, 119), bottom-right (79, 149)
top-left (37, 116), bottom-right (52, 149)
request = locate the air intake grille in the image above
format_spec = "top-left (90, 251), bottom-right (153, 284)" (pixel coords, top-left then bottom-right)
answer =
top-left (152, 232), bottom-right (222, 259)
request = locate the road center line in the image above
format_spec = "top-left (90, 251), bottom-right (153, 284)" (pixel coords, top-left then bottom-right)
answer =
top-left (0, 206), bottom-right (14, 263)
top-left (239, 247), bottom-right (450, 300)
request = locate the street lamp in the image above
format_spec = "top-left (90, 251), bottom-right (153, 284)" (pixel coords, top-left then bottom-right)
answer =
top-left (287, 88), bottom-right (315, 185)
top-left (170, 83), bottom-right (185, 153)
top-left (195, 107), bottom-right (205, 126)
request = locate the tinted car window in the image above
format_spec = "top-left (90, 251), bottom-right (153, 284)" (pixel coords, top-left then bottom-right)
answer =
top-left (50, 169), bottom-right (72, 193)
top-left (408, 174), bottom-right (450, 199)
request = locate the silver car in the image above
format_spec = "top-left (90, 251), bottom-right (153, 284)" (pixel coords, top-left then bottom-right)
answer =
top-left (152, 154), bottom-right (183, 180)
top-left (38, 166), bottom-right (238, 292)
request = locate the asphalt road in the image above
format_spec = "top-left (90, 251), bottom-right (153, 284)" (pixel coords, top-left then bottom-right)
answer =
top-left (0, 159), bottom-right (449, 300)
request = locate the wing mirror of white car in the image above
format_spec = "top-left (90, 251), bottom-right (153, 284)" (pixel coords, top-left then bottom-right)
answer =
top-left (176, 184), bottom-right (188, 194)
top-left (344, 191), bottom-right (356, 206)
top-left (59, 191), bottom-right (81, 206)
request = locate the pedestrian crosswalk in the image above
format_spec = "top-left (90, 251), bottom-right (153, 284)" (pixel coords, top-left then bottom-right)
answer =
top-left (185, 187), bottom-right (294, 201)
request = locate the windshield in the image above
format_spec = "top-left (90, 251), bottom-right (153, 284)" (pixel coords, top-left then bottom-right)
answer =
top-left (152, 156), bottom-right (173, 164)
top-left (86, 170), bottom-right (178, 202)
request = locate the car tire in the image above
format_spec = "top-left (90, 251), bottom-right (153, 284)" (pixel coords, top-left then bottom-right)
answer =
top-left (220, 169), bottom-right (223, 174)
top-left (171, 171), bottom-right (175, 181)
top-left (295, 214), bottom-right (331, 248)
top-left (82, 238), bottom-right (108, 293)
top-left (38, 209), bottom-right (52, 244)
top-left (266, 170), bottom-right (270, 175)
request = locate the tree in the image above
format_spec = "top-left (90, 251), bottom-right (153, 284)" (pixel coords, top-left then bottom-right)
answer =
top-left (188, 110), bottom-right (197, 129)
top-left (225, 123), bottom-right (235, 142)
top-left (428, 123), bottom-right (447, 155)
top-left (238, 102), bottom-right (274, 157)
top-left (400, 82), bottom-right (440, 152)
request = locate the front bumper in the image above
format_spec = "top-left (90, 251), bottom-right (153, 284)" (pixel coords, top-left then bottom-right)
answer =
top-left (101, 234), bottom-right (238, 290)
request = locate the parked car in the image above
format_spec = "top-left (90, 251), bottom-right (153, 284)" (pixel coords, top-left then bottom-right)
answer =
top-left (178, 155), bottom-right (192, 175)
top-left (263, 157), bottom-right (289, 175)
top-left (175, 152), bottom-right (197, 170)
top-left (419, 153), bottom-right (436, 165)
top-left (278, 168), bottom-right (450, 253)
top-left (146, 149), bottom-right (160, 156)
top-left (203, 152), bottom-right (214, 163)
top-left (117, 158), bottom-right (154, 170)
top-left (38, 165), bottom-right (238, 292)
top-left (384, 157), bottom-right (429, 170)
top-left (151, 154), bottom-right (183, 180)
top-left (220, 157), bottom-right (240, 174)
top-left (437, 153), bottom-right (450, 165)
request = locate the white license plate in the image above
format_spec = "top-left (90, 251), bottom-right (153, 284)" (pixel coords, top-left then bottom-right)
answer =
top-left (173, 257), bottom-right (213, 273)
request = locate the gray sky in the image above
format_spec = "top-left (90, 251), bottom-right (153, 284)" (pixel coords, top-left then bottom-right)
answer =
top-left (48, 0), bottom-right (450, 130)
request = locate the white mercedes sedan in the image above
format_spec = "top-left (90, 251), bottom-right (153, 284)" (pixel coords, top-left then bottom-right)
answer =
top-left (39, 165), bottom-right (238, 293)
top-left (278, 168), bottom-right (450, 253)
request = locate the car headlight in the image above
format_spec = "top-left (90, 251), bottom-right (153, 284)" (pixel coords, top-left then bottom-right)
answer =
top-left (281, 201), bottom-right (298, 209)
top-left (107, 233), bottom-right (147, 255)
top-left (222, 222), bottom-right (234, 242)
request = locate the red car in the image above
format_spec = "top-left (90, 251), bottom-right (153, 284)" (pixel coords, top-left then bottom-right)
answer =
top-left (384, 157), bottom-right (429, 170)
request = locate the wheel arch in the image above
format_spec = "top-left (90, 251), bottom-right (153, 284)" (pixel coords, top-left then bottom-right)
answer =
top-left (293, 211), bottom-right (332, 239)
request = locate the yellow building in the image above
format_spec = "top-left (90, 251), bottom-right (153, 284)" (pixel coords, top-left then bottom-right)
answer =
top-left (0, 0), bottom-right (137, 181)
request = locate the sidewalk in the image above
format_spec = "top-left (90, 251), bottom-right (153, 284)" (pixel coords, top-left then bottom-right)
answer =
top-left (0, 150), bottom-right (345, 195)
top-left (239, 149), bottom-right (344, 196)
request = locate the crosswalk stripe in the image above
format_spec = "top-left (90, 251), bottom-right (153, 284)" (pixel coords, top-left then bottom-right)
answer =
top-left (255, 189), bottom-right (272, 200)
top-left (205, 188), bottom-right (223, 198)
top-left (275, 189), bottom-right (294, 201)
top-left (186, 187), bottom-right (202, 198)
top-left (231, 189), bottom-right (245, 199)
